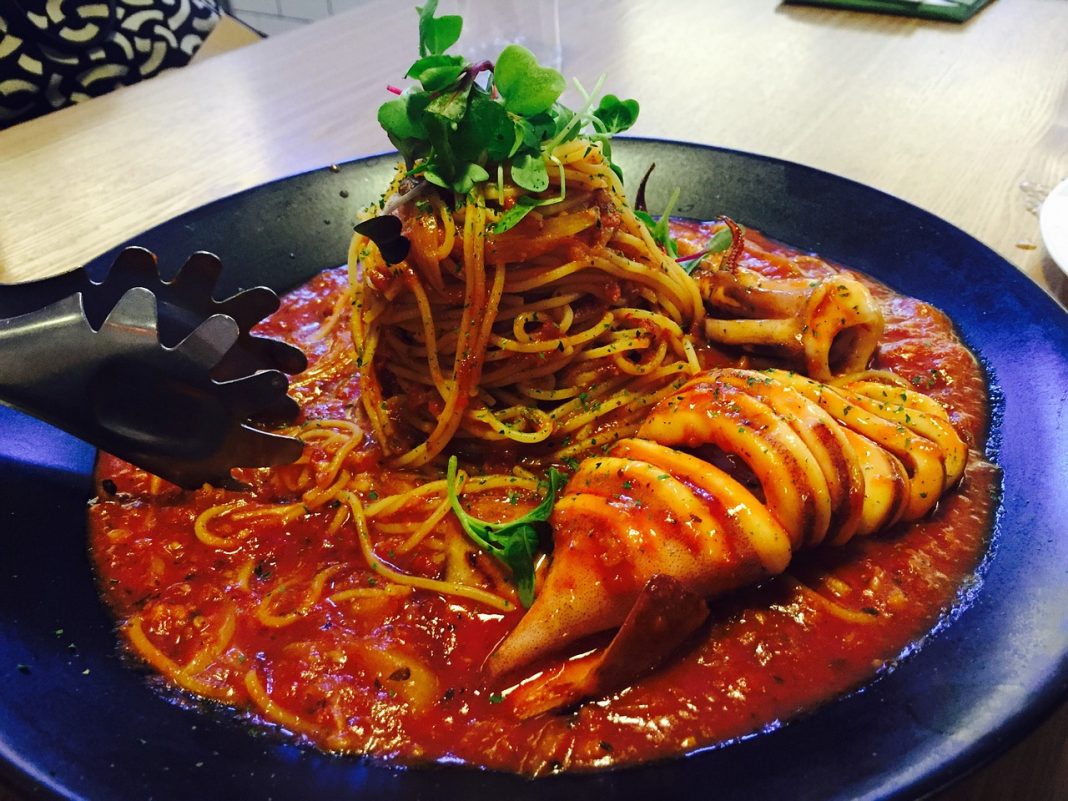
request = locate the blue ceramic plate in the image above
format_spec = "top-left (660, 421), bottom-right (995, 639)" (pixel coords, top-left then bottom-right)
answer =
top-left (1, 140), bottom-right (1066, 801)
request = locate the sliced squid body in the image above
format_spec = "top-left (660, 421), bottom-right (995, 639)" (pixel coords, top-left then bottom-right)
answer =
top-left (488, 368), bottom-right (967, 678)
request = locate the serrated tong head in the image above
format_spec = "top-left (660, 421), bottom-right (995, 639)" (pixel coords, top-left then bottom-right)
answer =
top-left (0, 248), bottom-right (309, 489)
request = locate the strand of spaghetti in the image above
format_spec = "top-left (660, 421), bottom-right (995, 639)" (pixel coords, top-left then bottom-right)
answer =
top-left (503, 258), bottom-right (590, 294)
top-left (308, 282), bottom-right (355, 343)
top-left (490, 311), bottom-right (613, 353)
top-left (357, 320), bottom-right (392, 452)
top-left (328, 584), bottom-right (413, 602)
top-left (363, 477), bottom-right (454, 518)
top-left (348, 232), bottom-right (369, 289)
top-left (520, 383), bottom-right (583, 401)
top-left (480, 351), bottom-right (577, 387)
top-left (683, 335), bottom-right (702, 373)
top-left (553, 373), bottom-right (691, 459)
top-left (302, 470), bottom-right (351, 509)
top-left (572, 335), bottom-right (652, 363)
top-left (339, 490), bottom-right (514, 611)
top-left (431, 195), bottom-right (455, 261)
top-left (468, 404), bottom-right (555, 444)
top-left (555, 391), bottom-right (635, 435)
top-left (244, 669), bottom-right (323, 736)
top-left (325, 501), bottom-right (350, 536)
top-left (553, 423), bottom-right (641, 461)
top-left (230, 504), bottom-right (305, 523)
top-left (398, 493), bottom-right (454, 553)
top-left (613, 339), bottom-right (669, 376)
top-left (555, 304), bottom-right (575, 333)
top-left (391, 195), bottom-right (487, 468)
top-left (300, 420), bottom-right (361, 435)
top-left (498, 292), bottom-right (582, 319)
top-left (781, 575), bottom-right (879, 625)
top-left (126, 617), bottom-right (234, 701)
top-left (548, 371), bottom-right (635, 421)
top-left (194, 502), bottom-right (251, 548)
top-left (233, 559), bottom-right (257, 591)
top-left (255, 565), bottom-right (341, 628)
top-left (461, 473), bottom-right (541, 493)
top-left (181, 606), bottom-right (237, 676)
top-left (317, 429), bottom-right (364, 488)
top-left (407, 206), bottom-right (445, 292)
top-left (610, 230), bottom-right (651, 254)
top-left (405, 270), bottom-right (448, 397)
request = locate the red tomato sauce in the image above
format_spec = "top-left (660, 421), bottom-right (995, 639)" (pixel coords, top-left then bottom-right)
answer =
top-left (88, 222), bottom-right (995, 775)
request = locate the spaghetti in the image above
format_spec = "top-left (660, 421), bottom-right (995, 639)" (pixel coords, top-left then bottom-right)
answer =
top-left (350, 140), bottom-right (708, 469)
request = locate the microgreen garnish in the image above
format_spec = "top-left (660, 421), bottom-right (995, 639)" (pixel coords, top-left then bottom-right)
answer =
top-left (446, 455), bottom-right (564, 608)
top-left (377, 1), bottom-right (638, 211)
top-left (417, 0), bottom-right (462, 56)
top-left (494, 44), bottom-right (566, 116)
top-left (635, 186), bottom-right (681, 258)
top-left (354, 216), bottom-right (411, 264)
top-left (678, 226), bottom-right (734, 274)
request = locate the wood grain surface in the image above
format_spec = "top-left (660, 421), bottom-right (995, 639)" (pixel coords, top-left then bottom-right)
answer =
top-left (0, 1), bottom-right (1065, 799)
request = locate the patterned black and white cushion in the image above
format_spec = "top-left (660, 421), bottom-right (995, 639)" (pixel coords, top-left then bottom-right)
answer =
top-left (0, 0), bottom-right (219, 127)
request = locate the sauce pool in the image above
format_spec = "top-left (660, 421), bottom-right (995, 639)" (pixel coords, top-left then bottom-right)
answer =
top-left (88, 222), bottom-right (996, 775)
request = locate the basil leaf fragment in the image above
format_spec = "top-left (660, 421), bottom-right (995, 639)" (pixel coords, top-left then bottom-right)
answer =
top-left (446, 455), bottom-right (565, 608)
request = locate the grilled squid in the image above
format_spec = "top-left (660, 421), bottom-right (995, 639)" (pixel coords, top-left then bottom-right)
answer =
top-left (489, 368), bottom-right (967, 691)
top-left (699, 247), bottom-right (885, 381)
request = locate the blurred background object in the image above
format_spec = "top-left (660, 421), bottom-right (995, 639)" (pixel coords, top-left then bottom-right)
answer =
top-left (0, 0), bottom-right (229, 128)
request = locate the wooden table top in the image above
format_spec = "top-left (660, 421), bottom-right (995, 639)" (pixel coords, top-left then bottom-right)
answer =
top-left (0, 1), bottom-right (1065, 799)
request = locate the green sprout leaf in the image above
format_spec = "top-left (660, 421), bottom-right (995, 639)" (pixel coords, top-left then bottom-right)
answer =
top-left (679, 226), bottom-right (734, 274)
top-left (494, 44), bottom-right (566, 116)
top-left (376, 5), bottom-right (640, 210)
top-left (425, 78), bottom-right (473, 122)
top-left (510, 150), bottom-right (549, 193)
top-left (407, 54), bottom-right (467, 92)
top-left (453, 90), bottom-right (518, 162)
top-left (491, 195), bottom-right (543, 234)
top-left (451, 162), bottom-right (491, 195)
top-left (417, 0), bottom-right (462, 57)
top-left (446, 456), bottom-right (565, 608)
top-left (378, 89), bottom-right (431, 165)
top-left (636, 186), bottom-right (682, 258)
top-left (593, 94), bottom-right (639, 134)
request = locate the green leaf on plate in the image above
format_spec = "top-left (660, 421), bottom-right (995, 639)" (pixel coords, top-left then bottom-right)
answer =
top-left (494, 44), bottom-right (566, 116)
